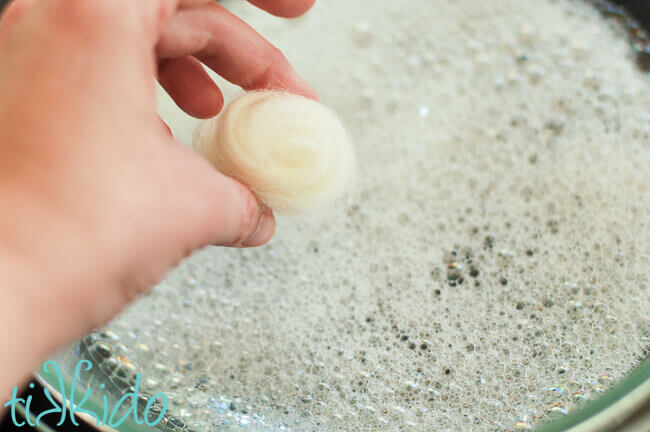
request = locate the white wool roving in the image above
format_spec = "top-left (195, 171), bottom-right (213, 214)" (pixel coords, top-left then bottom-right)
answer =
top-left (194, 91), bottom-right (355, 214)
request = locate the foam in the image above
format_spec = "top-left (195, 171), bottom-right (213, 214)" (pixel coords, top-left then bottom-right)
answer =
top-left (112, 0), bottom-right (650, 430)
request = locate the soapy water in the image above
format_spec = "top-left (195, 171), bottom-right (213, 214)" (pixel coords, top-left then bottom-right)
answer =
top-left (74, 0), bottom-right (650, 431)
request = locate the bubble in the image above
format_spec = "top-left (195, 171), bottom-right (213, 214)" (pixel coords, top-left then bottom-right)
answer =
top-left (89, 0), bottom-right (650, 430)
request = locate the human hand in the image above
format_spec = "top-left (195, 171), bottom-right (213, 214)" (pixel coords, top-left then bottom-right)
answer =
top-left (0, 0), bottom-right (316, 395)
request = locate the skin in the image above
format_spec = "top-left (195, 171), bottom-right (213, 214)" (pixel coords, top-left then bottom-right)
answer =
top-left (0, 0), bottom-right (317, 400)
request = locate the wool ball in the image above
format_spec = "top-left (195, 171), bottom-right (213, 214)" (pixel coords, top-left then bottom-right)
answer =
top-left (194, 91), bottom-right (355, 214)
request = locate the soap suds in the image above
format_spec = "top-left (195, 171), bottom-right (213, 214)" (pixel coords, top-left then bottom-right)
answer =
top-left (89, 0), bottom-right (649, 431)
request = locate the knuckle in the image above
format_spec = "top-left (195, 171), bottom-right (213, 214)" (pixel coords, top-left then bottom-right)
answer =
top-left (266, 46), bottom-right (288, 73)
top-left (49, 0), bottom-right (139, 37)
top-left (267, 45), bottom-right (286, 63)
top-left (250, 46), bottom-right (288, 89)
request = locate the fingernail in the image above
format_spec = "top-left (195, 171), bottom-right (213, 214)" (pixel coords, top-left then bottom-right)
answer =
top-left (242, 212), bottom-right (276, 247)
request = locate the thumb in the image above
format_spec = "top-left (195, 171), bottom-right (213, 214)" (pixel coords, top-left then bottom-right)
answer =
top-left (206, 173), bottom-right (277, 248)
top-left (176, 144), bottom-right (276, 248)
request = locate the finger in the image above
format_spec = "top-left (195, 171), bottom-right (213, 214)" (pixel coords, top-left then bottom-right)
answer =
top-left (158, 56), bottom-right (224, 118)
top-left (0, 0), bottom-right (36, 38)
top-left (246, 0), bottom-right (316, 18)
top-left (173, 144), bottom-right (276, 248)
top-left (127, 0), bottom-right (211, 43)
top-left (157, 2), bottom-right (318, 100)
top-left (178, 0), bottom-right (213, 8)
top-left (203, 173), bottom-right (277, 248)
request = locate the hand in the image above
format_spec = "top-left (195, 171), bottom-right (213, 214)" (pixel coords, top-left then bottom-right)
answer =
top-left (0, 0), bottom-right (316, 395)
